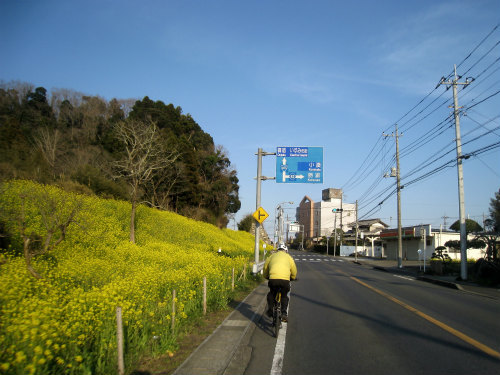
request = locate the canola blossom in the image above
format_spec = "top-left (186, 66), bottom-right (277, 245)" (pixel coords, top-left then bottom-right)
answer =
top-left (0, 180), bottom-right (259, 375)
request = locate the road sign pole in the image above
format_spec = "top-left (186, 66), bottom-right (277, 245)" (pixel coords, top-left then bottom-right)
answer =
top-left (333, 212), bottom-right (337, 256)
top-left (254, 148), bottom-right (263, 272)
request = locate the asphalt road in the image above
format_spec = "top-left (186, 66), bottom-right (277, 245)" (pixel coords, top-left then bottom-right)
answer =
top-left (243, 251), bottom-right (500, 375)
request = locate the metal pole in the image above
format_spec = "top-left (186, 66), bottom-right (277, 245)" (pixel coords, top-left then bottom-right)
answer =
top-left (396, 124), bottom-right (403, 268)
top-left (333, 212), bottom-right (337, 256)
top-left (301, 225), bottom-right (304, 250)
top-left (326, 234), bottom-right (329, 256)
top-left (254, 148), bottom-right (263, 270)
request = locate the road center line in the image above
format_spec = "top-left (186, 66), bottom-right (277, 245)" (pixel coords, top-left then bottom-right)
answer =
top-left (347, 273), bottom-right (500, 360)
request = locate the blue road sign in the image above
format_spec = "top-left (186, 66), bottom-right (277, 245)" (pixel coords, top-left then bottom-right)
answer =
top-left (276, 146), bottom-right (323, 183)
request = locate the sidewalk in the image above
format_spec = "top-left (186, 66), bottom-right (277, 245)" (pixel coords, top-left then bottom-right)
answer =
top-left (173, 282), bottom-right (268, 375)
top-left (354, 257), bottom-right (500, 299)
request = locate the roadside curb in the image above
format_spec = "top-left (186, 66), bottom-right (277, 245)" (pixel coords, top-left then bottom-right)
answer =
top-left (416, 275), bottom-right (461, 290)
top-left (173, 282), bottom-right (268, 375)
top-left (372, 265), bottom-right (389, 272)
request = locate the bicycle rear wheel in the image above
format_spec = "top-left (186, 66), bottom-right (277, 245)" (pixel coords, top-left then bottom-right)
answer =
top-left (273, 306), bottom-right (281, 338)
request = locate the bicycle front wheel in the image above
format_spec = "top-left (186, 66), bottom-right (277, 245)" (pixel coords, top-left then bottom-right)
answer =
top-left (273, 307), bottom-right (281, 337)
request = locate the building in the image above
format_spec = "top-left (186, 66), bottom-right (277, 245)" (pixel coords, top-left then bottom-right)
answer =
top-left (343, 219), bottom-right (389, 257)
top-left (380, 224), bottom-right (488, 261)
top-left (296, 188), bottom-right (356, 241)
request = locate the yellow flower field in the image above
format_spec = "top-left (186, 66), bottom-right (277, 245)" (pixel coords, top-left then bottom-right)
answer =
top-left (0, 180), bottom-right (259, 375)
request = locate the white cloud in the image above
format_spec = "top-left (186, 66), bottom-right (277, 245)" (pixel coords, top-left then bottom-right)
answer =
top-left (285, 79), bottom-right (337, 104)
top-left (371, 1), bottom-right (495, 95)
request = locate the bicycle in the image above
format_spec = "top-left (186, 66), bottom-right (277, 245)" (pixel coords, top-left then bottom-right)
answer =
top-left (272, 289), bottom-right (283, 338)
top-left (271, 279), bottom-right (297, 338)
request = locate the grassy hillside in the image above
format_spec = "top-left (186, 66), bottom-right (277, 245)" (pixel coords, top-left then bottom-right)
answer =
top-left (0, 180), bottom-right (257, 375)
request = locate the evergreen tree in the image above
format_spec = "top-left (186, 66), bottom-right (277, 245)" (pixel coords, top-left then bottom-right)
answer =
top-left (0, 83), bottom-right (241, 227)
top-left (489, 189), bottom-right (500, 232)
top-left (449, 219), bottom-right (483, 234)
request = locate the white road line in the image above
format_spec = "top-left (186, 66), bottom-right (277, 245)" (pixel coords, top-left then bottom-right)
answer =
top-left (393, 274), bottom-right (415, 281)
top-left (270, 321), bottom-right (287, 375)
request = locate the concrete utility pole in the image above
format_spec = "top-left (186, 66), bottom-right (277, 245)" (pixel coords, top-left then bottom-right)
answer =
top-left (355, 200), bottom-right (359, 262)
top-left (384, 124), bottom-right (403, 268)
top-left (340, 191), bottom-right (343, 246)
top-left (420, 225), bottom-right (427, 273)
top-left (438, 66), bottom-right (472, 280)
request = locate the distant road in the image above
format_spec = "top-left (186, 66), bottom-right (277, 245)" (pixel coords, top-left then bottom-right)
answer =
top-left (244, 251), bottom-right (500, 375)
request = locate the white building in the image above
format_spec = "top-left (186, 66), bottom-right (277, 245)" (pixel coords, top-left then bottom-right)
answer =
top-left (380, 224), bottom-right (488, 261)
top-left (296, 188), bottom-right (356, 241)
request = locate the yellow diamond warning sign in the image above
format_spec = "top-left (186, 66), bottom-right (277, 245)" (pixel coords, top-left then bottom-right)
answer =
top-left (252, 207), bottom-right (269, 224)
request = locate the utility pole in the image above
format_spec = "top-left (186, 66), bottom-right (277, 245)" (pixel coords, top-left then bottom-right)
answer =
top-left (423, 228), bottom-right (426, 273)
top-left (421, 226), bottom-right (427, 273)
top-left (383, 124), bottom-right (403, 268)
top-left (355, 200), bottom-right (359, 262)
top-left (438, 66), bottom-right (472, 280)
top-left (340, 191), bottom-right (343, 246)
top-left (442, 214), bottom-right (449, 228)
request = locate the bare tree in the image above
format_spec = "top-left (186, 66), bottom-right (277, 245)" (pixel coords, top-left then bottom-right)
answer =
top-left (117, 98), bottom-right (138, 118)
top-left (0, 80), bottom-right (34, 103)
top-left (80, 95), bottom-right (107, 142)
top-left (50, 87), bottom-right (84, 118)
top-left (112, 119), bottom-right (178, 242)
top-left (145, 162), bottom-right (182, 210)
top-left (33, 127), bottom-right (63, 178)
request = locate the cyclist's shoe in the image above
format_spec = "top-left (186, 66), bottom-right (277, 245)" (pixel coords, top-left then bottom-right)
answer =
top-left (281, 314), bottom-right (288, 323)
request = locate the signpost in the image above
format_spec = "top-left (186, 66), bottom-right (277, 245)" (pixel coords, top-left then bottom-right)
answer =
top-left (253, 207), bottom-right (269, 224)
top-left (276, 147), bottom-right (323, 183)
top-left (253, 146), bottom-right (324, 273)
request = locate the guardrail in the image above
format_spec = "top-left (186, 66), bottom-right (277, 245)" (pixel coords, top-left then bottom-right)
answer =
top-left (252, 261), bottom-right (265, 274)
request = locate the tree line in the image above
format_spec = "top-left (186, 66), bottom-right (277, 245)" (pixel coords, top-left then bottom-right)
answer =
top-left (0, 81), bottom-right (240, 228)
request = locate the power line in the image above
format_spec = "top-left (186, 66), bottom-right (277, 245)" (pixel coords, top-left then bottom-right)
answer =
top-left (345, 24), bottom-right (500, 228)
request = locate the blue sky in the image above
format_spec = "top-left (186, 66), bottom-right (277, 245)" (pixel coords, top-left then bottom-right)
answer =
top-left (1, 0), bottom-right (499, 236)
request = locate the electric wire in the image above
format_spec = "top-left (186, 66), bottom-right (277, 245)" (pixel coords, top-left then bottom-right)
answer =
top-left (359, 140), bottom-right (500, 220)
top-left (343, 24), bottom-right (500, 222)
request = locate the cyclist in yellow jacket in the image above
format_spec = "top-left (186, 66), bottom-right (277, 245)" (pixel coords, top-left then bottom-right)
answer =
top-left (263, 243), bottom-right (297, 322)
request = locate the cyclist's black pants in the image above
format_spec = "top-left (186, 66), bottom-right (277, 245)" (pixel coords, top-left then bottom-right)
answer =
top-left (267, 279), bottom-right (290, 315)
